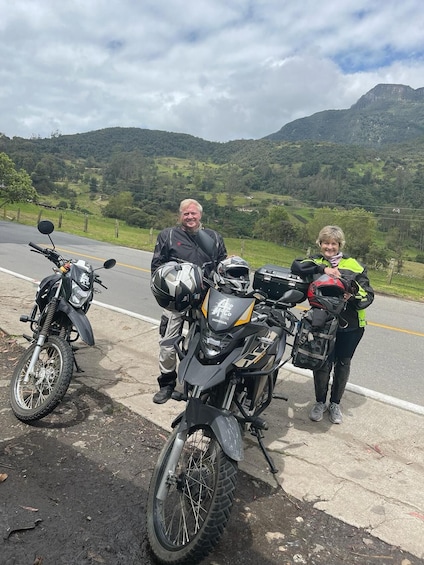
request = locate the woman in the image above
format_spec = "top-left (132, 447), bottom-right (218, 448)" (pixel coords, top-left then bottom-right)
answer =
top-left (291, 225), bottom-right (374, 424)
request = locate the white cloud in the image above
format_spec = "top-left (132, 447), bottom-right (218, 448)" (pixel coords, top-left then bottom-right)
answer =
top-left (1, 0), bottom-right (423, 142)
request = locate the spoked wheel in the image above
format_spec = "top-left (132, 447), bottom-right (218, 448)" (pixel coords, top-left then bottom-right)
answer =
top-left (10, 335), bottom-right (74, 422)
top-left (147, 426), bottom-right (238, 565)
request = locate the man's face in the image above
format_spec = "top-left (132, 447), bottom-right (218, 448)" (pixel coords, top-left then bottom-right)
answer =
top-left (180, 204), bottom-right (202, 232)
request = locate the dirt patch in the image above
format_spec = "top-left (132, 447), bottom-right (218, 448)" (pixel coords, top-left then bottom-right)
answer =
top-left (0, 329), bottom-right (419, 565)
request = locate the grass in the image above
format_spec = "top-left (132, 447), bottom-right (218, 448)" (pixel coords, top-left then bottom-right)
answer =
top-left (3, 203), bottom-right (424, 302)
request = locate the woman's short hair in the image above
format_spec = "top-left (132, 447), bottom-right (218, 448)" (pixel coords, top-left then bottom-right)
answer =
top-left (179, 199), bottom-right (203, 214)
top-left (316, 225), bottom-right (346, 249)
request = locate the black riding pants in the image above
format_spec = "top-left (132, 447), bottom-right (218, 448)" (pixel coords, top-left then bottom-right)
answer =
top-left (313, 327), bottom-right (364, 404)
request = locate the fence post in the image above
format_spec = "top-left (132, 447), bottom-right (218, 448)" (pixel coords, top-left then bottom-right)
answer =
top-left (387, 258), bottom-right (395, 284)
top-left (37, 210), bottom-right (42, 223)
top-left (240, 239), bottom-right (244, 257)
top-left (58, 213), bottom-right (62, 228)
top-left (115, 219), bottom-right (119, 238)
top-left (149, 227), bottom-right (153, 244)
top-left (84, 215), bottom-right (88, 233)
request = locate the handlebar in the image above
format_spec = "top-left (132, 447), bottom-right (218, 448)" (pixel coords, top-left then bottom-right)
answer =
top-left (94, 274), bottom-right (108, 289)
top-left (29, 241), bottom-right (113, 288)
top-left (252, 293), bottom-right (300, 336)
top-left (29, 241), bottom-right (45, 253)
top-left (29, 242), bottom-right (65, 268)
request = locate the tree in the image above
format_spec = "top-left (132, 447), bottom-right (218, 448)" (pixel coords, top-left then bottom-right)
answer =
top-left (253, 206), bottom-right (297, 245)
top-left (89, 177), bottom-right (98, 193)
top-left (30, 161), bottom-right (54, 195)
top-left (102, 191), bottom-right (134, 219)
top-left (307, 207), bottom-right (376, 261)
top-left (0, 153), bottom-right (37, 207)
top-left (366, 244), bottom-right (390, 269)
top-left (339, 208), bottom-right (376, 261)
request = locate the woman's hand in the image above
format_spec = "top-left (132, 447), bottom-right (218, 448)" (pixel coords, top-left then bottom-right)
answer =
top-left (323, 266), bottom-right (341, 277)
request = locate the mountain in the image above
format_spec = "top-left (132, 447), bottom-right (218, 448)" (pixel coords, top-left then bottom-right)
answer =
top-left (2, 84), bottom-right (424, 165)
top-left (0, 127), bottom-right (219, 161)
top-left (265, 84), bottom-right (424, 147)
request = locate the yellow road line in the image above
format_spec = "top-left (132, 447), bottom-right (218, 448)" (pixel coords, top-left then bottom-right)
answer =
top-left (367, 321), bottom-right (424, 337)
top-left (55, 247), bottom-right (150, 272)
top-left (56, 247), bottom-right (424, 337)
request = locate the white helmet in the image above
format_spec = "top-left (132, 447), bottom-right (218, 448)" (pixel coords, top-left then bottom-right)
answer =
top-left (151, 261), bottom-right (204, 312)
top-left (215, 256), bottom-right (250, 294)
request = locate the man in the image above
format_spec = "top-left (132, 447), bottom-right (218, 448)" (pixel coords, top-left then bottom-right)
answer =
top-left (150, 198), bottom-right (227, 404)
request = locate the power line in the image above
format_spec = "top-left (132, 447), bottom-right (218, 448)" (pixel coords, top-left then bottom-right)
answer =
top-left (291, 200), bottom-right (424, 212)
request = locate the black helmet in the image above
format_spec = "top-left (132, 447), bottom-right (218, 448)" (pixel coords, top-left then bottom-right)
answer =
top-left (307, 274), bottom-right (347, 315)
top-left (151, 261), bottom-right (204, 312)
top-left (215, 256), bottom-right (250, 294)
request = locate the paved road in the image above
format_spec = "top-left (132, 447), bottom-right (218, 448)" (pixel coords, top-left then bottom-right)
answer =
top-left (1, 220), bottom-right (424, 407)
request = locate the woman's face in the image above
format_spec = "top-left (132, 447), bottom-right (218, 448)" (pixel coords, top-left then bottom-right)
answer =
top-left (320, 238), bottom-right (340, 259)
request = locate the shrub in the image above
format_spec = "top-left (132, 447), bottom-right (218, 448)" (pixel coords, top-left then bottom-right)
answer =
top-left (415, 253), bottom-right (424, 264)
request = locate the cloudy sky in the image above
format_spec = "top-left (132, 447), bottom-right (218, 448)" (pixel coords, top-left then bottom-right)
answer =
top-left (1, 0), bottom-right (423, 142)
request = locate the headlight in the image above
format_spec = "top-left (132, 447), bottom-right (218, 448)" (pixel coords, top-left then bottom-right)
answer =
top-left (200, 328), bottom-right (233, 358)
top-left (69, 281), bottom-right (91, 308)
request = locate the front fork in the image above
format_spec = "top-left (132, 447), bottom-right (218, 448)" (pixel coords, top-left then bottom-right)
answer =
top-left (156, 430), bottom-right (188, 501)
top-left (24, 296), bottom-right (59, 383)
top-left (155, 385), bottom-right (203, 501)
top-left (155, 383), bottom-right (240, 501)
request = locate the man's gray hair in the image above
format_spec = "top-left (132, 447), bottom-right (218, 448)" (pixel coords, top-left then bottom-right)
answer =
top-left (179, 199), bottom-right (203, 214)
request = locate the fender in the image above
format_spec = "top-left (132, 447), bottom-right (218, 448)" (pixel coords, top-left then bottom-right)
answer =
top-left (56, 298), bottom-right (95, 345)
top-left (172, 398), bottom-right (243, 462)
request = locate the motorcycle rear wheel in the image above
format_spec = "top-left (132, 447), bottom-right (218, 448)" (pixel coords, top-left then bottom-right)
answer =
top-left (10, 335), bottom-right (74, 422)
top-left (147, 426), bottom-right (238, 565)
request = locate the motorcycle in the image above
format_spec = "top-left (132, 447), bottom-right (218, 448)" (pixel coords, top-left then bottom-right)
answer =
top-left (9, 220), bottom-right (116, 422)
top-left (146, 275), bottom-right (304, 565)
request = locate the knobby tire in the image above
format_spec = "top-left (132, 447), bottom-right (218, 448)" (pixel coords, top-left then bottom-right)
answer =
top-left (147, 426), bottom-right (238, 565)
top-left (10, 335), bottom-right (74, 422)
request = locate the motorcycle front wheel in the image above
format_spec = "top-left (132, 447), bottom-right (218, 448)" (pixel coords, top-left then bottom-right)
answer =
top-left (10, 335), bottom-right (74, 422)
top-left (147, 426), bottom-right (238, 565)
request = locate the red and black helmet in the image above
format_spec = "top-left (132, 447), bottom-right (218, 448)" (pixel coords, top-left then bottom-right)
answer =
top-left (307, 274), bottom-right (347, 315)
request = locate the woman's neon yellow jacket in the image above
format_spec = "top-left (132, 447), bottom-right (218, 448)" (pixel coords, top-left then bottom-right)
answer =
top-left (291, 254), bottom-right (374, 329)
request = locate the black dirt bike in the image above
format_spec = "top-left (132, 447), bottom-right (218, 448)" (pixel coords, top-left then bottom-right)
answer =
top-left (9, 220), bottom-right (116, 422)
top-left (146, 282), bottom-right (304, 565)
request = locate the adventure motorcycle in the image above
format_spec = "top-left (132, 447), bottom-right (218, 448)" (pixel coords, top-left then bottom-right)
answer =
top-left (147, 265), bottom-right (304, 565)
top-left (9, 220), bottom-right (116, 422)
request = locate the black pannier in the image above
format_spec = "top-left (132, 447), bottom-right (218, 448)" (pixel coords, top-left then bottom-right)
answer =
top-left (291, 308), bottom-right (339, 370)
top-left (253, 264), bottom-right (308, 301)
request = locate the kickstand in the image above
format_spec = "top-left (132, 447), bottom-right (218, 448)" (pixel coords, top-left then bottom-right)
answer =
top-left (72, 351), bottom-right (84, 374)
top-left (251, 427), bottom-right (278, 474)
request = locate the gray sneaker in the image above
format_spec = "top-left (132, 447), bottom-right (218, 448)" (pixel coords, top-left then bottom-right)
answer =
top-left (329, 402), bottom-right (343, 424)
top-left (309, 401), bottom-right (327, 422)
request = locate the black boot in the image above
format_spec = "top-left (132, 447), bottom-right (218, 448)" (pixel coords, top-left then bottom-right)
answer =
top-left (153, 371), bottom-right (177, 404)
top-left (153, 385), bottom-right (174, 404)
